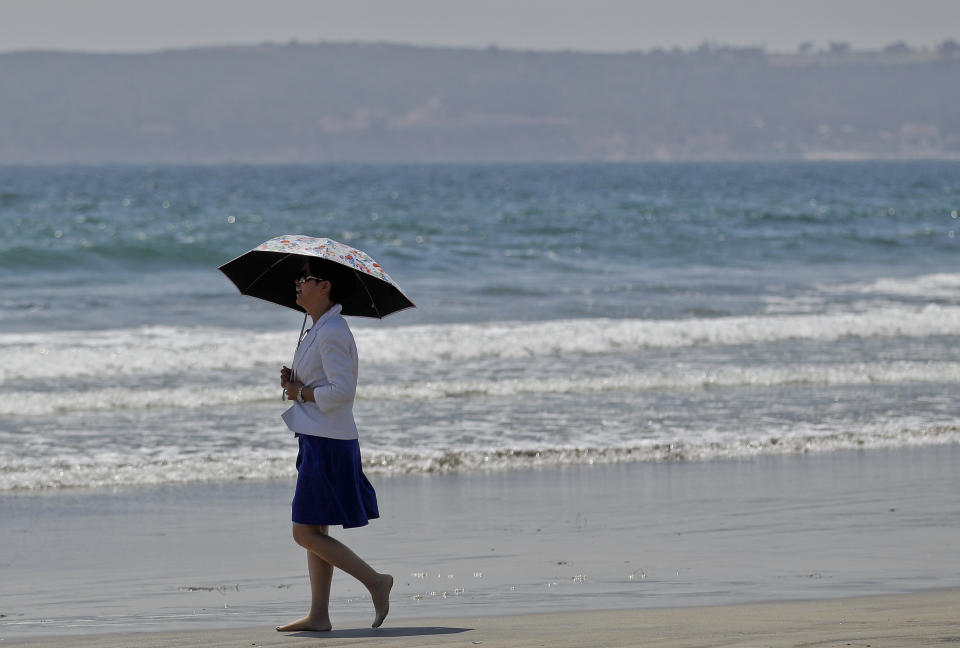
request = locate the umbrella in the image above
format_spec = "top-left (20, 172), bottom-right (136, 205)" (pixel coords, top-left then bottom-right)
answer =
top-left (218, 235), bottom-right (414, 318)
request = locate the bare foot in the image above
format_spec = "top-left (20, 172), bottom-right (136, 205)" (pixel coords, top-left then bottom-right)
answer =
top-left (370, 574), bottom-right (393, 628)
top-left (275, 615), bottom-right (332, 632)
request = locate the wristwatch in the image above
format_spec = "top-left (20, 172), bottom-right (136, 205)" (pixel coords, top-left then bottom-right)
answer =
top-left (296, 385), bottom-right (305, 403)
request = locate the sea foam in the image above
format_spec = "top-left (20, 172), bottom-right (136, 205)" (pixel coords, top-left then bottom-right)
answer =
top-left (4, 360), bottom-right (959, 417)
top-left (2, 420), bottom-right (957, 491)
top-left (3, 304), bottom-right (959, 382)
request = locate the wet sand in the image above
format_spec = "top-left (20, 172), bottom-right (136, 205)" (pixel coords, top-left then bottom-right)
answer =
top-left (1, 445), bottom-right (959, 641)
top-left (8, 588), bottom-right (960, 647)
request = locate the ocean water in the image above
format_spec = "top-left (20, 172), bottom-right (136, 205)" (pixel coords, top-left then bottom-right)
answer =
top-left (1, 162), bottom-right (959, 491)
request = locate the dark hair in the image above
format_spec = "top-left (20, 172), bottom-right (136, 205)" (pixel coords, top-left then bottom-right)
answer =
top-left (329, 271), bottom-right (355, 305)
top-left (306, 259), bottom-right (355, 305)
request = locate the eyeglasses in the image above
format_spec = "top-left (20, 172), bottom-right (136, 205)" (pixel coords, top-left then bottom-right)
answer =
top-left (295, 275), bottom-right (326, 285)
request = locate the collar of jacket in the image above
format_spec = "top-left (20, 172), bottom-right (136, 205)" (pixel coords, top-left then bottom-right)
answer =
top-left (307, 303), bottom-right (343, 335)
top-left (294, 302), bottom-right (344, 377)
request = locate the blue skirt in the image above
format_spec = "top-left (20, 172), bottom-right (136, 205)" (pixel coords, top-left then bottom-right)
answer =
top-left (291, 434), bottom-right (379, 529)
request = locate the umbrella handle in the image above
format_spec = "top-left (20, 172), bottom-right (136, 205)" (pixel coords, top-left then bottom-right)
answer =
top-left (284, 313), bottom-right (310, 400)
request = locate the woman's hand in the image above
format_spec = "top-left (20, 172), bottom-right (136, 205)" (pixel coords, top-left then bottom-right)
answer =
top-left (283, 374), bottom-right (304, 401)
top-left (284, 383), bottom-right (301, 401)
top-left (281, 366), bottom-right (295, 400)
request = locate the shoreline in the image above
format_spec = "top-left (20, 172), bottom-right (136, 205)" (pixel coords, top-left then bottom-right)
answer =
top-left (7, 588), bottom-right (960, 647)
top-left (3, 440), bottom-right (959, 498)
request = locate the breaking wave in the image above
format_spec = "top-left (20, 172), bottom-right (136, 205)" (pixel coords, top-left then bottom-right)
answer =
top-left (3, 422), bottom-right (957, 491)
top-left (3, 304), bottom-right (959, 383)
top-left (3, 361), bottom-right (960, 417)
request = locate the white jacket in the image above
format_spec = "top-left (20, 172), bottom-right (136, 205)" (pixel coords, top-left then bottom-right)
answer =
top-left (281, 303), bottom-right (359, 440)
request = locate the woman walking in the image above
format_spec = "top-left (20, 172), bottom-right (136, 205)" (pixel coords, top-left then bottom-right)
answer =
top-left (277, 260), bottom-right (393, 632)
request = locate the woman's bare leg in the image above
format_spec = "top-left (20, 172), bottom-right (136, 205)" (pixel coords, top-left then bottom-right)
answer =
top-left (276, 524), bottom-right (335, 632)
top-left (307, 549), bottom-right (335, 624)
top-left (275, 548), bottom-right (334, 631)
top-left (278, 523), bottom-right (393, 630)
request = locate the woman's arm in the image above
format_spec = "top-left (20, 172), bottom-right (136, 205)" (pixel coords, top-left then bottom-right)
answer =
top-left (283, 332), bottom-right (357, 410)
top-left (310, 335), bottom-right (357, 411)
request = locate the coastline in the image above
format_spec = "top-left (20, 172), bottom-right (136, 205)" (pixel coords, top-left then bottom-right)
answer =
top-left (2, 445), bottom-right (959, 642)
top-left (7, 588), bottom-right (960, 647)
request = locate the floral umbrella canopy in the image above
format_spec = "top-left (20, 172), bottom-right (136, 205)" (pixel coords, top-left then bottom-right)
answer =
top-left (218, 235), bottom-right (414, 318)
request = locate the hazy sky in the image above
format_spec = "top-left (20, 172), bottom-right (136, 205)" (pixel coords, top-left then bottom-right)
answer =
top-left (1, 0), bottom-right (957, 54)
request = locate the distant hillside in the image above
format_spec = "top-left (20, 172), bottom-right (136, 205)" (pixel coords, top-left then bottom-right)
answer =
top-left (1, 41), bottom-right (959, 162)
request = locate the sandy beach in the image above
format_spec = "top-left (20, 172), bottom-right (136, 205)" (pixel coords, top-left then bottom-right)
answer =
top-left (2, 444), bottom-right (959, 645)
top-left (8, 589), bottom-right (960, 647)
